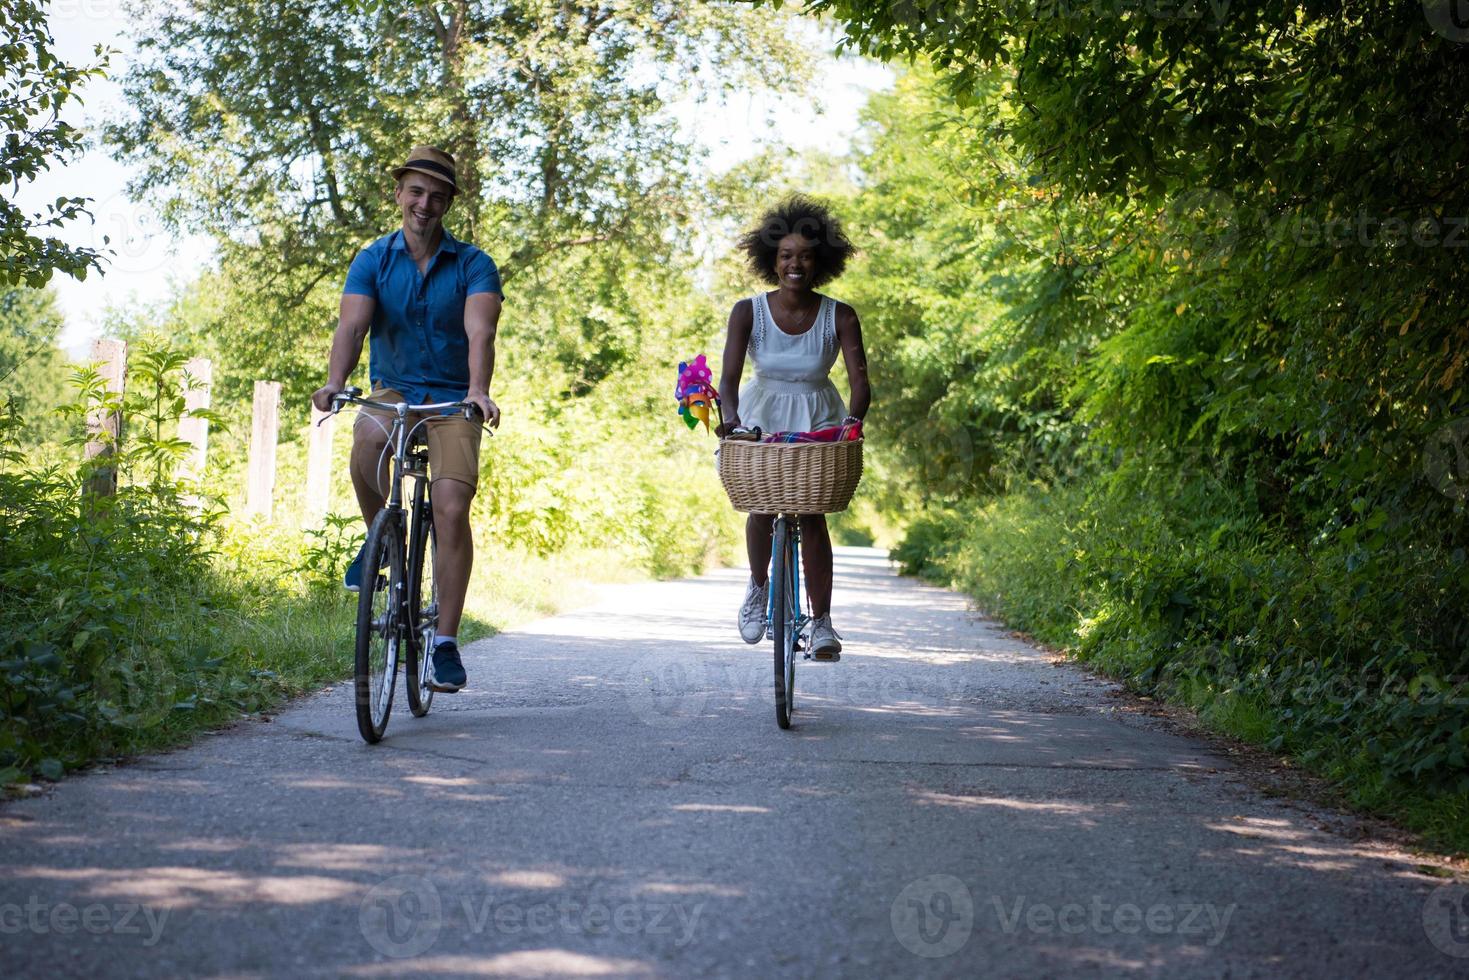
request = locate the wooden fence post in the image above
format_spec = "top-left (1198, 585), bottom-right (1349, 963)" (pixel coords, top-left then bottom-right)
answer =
top-left (245, 380), bottom-right (281, 518)
top-left (305, 405), bottom-right (335, 521)
top-left (176, 357), bottom-right (212, 485)
top-left (83, 338), bottom-right (127, 497)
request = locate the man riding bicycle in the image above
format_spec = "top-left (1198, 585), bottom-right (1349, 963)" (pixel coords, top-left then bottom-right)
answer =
top-left (311, 145), bottom-right (502, 694)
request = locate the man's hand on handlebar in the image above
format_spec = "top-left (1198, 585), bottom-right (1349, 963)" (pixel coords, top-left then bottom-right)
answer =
top-left (311, 382), bottom-right (346, 413)
top-left (466, 389), bottom-right (500, 428)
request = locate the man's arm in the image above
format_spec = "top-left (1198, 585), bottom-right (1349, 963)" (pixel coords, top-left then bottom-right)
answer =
top-left (464, 291), bottom-right (502, 427)
top-left (311, 293), bottom-right (376, 411)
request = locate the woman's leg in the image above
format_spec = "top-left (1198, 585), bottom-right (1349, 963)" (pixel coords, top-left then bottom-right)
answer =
top-left (746, 513), bottom-right (774, 585)
top-left (799, 514), bottom-right (833, 617)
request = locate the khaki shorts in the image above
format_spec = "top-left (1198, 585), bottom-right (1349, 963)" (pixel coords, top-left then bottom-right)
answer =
top-left (353, 387), bottom-right (482, 490)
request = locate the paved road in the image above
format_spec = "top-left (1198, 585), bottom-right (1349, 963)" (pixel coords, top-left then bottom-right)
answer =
top-left (1, 548), bottom-right (1462, 978)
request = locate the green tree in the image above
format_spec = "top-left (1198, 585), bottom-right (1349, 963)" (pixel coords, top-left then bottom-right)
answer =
top-left (804, 2), bottom-right (1469, 538)
top-left (0, 0), bottom-right (111, 286)
top-left (0, 287), bottom-right (69, 442)
top-left (109, 0), bottom-right (812, 405)
top-left (814, 17), bottom-right (1469, 819)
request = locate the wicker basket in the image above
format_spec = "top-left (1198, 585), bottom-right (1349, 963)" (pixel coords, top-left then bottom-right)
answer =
top-left (717, 438), bottom-right (864, 514)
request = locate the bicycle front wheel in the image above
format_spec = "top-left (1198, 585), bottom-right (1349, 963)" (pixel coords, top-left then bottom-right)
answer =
top-left (355, 510), bottom-right (404, 743)
top-left (771, 516), bottom-right (797, 729)
top-left (405, 491), bottom-right (437, 718)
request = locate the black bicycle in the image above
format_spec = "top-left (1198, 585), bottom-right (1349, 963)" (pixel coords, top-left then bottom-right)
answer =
top-left (327, 387), bottom-right (483, 743)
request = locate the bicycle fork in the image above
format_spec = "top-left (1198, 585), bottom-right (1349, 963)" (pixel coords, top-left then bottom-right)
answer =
top-left (767, 516), bottom-right (808, 652)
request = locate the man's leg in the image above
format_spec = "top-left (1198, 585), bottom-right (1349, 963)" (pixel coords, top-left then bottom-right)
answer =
top-left (423, 413), bottom-right (484, 650)
top-left (349, 404), bottom-right (396, 527)
top-left (431, 477), bottom-right (474, 637)
top-left (343, 405), bottom-right (397, 590)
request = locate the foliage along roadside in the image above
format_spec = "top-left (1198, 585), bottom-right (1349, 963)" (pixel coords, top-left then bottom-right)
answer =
top-left (835, 64), bottom-right (1469, 853)
top-left (0, 345), bottom-right (739, 789)
top-left (0, 0), bottom-right (110, 287)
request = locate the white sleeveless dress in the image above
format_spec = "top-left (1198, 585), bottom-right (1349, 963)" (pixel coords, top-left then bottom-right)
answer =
top-left (738, 292), bottom-right (847, 433)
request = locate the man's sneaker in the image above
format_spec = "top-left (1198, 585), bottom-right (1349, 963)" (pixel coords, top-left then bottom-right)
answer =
top-left (739, 577), bottom-right (768, 644)
top-left (430, 641), bottom-right (467, 692)
top-left (808, 615), bottom-right (842, 661)
top-left (344, 543), bottom-right (368, 593)
top-left (344, 542), bottom-right (388, 593)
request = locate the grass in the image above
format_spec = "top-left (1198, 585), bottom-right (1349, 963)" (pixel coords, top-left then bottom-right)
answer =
top-left (893, 481), bottom-right (1469, 858)
top-left (2, 529), bottom-right (648, 793)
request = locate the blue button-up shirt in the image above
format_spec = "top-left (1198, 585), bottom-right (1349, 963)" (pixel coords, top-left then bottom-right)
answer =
top-left (343, 229), bottom-right (502, 404)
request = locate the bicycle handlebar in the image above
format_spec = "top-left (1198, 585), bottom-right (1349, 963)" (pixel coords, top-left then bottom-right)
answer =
top-left (328, 386), bottom-right (484, 423)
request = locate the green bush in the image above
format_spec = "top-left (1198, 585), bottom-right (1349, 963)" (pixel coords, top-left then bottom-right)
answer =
top-left (901, 455), bottom-right (1469, 850)
top-left (0, 340), bottom-right (745, 785)
top-left (0, 347), bottom-right (363, 784)
top-left (475, 366), bottom-right (741, 579)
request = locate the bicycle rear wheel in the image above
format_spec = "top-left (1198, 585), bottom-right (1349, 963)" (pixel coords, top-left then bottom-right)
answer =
top-left (771, 516), bottom-right (798, 729)
top-left (405, 490), bottom-right (437, 718)
top-left (355, 510), bottom-right (404, 743)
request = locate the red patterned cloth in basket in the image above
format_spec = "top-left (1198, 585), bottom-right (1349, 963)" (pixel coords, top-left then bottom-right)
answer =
top-left (760, 419), bottom-right (863, 444)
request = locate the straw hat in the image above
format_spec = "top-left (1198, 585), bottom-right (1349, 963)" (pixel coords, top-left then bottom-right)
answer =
top-left (392, 145), bottom-right (458, 192)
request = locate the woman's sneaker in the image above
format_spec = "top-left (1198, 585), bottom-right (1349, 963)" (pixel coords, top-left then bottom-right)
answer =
top-left (808, 616), bottom-right (842, 661)
top-left (739, 577), bottom-right (768, 643)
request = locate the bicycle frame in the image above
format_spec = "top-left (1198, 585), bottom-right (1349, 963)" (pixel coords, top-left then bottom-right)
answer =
top-left (349, 394), bottom-right (469, 510)
top-left (768, 515), bottom-right (806, 639)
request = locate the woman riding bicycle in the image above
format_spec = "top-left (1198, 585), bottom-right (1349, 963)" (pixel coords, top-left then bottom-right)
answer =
top-left (716, 195), bottom-right (871, 660)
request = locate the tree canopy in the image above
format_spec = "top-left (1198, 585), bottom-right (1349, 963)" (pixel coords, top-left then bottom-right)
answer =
top-left (804, 6), bottom-right (1469, 816)
top-left (0, 0), bottom-right (110, 287)
top-left (109, 0), bottom-right (811, 401)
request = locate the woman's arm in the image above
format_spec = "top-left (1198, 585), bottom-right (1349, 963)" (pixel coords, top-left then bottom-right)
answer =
top-left (834, 302), bottom-right (871, 421)
top-left (716, 299), bottom-right (755, 435)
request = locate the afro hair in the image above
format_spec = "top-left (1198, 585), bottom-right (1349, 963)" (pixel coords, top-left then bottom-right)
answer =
top-left (738, 195), bottom-right (856, 288)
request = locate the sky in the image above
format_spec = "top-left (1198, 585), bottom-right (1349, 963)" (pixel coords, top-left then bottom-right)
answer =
top-left (26, 3), bottom-right (892, 357)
